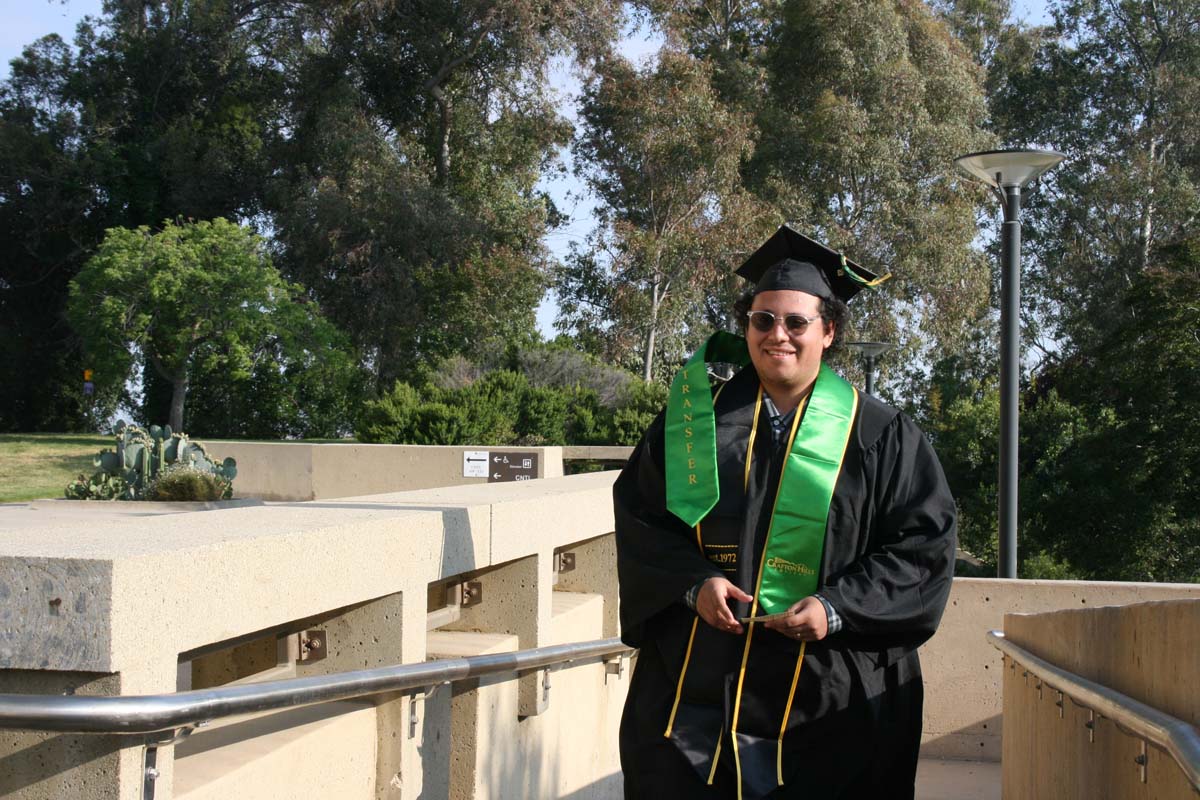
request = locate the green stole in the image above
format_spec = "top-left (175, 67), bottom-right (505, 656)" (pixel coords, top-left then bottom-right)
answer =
top-left (666, 336), bottom-right (858, 611)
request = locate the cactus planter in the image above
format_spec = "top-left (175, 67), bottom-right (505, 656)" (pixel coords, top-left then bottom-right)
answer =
top-left (65, 423), bottom-right (237, 501)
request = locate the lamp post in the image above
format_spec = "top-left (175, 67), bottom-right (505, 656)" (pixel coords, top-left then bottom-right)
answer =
top-left (954, 148), bottom-right (1065, 579)
top-left (846, 341), bottom-right (892, 396)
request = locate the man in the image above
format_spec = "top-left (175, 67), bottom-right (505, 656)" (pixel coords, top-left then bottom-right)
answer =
top-left (614, 225), bottom-right (957, 800)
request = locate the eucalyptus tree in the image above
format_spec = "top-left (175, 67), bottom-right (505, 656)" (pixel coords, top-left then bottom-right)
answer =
top-left (989, 0), bottom-right (1200, 358)
top-left (558, 50), bottom-right (766, 381)
top-left (639, 0), bottom-right (993, 390)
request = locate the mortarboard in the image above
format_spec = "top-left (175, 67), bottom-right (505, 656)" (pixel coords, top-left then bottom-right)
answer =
top-left (735, 224), bottom-right (891, 303)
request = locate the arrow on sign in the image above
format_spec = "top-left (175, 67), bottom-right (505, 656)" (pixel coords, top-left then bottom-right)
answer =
top-left (493, 472), bottom-right (502, 479)
top-left (466, 456), bottom-right (486, 462)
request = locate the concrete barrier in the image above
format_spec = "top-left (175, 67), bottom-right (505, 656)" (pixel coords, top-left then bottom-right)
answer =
top-left (921, 579), bottom-right (1200, 762)
top-left (999, 599), bottom-right (1200, 798)
top-left (203, 442), bottom-right (565, 501)
top-left (0, 472), bottom-right (622, 800)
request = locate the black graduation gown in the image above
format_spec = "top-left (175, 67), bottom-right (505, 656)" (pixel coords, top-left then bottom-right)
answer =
top-left (615, 365), bottom-right (957, 800)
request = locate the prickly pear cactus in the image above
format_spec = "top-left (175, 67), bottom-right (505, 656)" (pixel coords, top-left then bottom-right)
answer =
top-left (65, 423), bottom-right (237, 501)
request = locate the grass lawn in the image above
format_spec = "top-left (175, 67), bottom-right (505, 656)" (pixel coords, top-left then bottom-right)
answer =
top-left (0, 433), bottom-right (111, 503)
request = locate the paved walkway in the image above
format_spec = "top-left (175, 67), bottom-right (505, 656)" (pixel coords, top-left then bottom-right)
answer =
top-left (917, 758), bottom-right (1001, 800)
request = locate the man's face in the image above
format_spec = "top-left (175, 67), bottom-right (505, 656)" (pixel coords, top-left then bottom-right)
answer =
top-left (747, 290), bottom-right (835, 395)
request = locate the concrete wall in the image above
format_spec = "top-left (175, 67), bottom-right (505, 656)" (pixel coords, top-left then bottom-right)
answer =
top-left (999, 599), bottom-right (1200, 799)
top-left (6, 463), bottom-right (1200, 799)
top-left (204, 442), bottom-right (564, 500)
top-left (920, 578), bottom-right (1200, 762)
top-left (0, 472), bottom-right (624, 800)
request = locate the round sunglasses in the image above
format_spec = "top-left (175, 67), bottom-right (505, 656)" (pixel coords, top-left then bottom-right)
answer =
top-left (745, 310), bottom-right (821, 334)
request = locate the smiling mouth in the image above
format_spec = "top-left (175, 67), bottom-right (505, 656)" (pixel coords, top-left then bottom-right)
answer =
top-left (763, 349), bottom-right (795, 357)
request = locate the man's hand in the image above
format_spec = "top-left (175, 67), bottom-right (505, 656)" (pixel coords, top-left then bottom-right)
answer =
top-left (695, 577), bottom-right (753, 635)
top-left (763, 596), bottom-right (828, 642)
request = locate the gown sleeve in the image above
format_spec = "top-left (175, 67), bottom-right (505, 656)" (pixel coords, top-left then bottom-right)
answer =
top-left (816, 411), bottom-right (958, 655)
top-left (614, 412), bottom-right (727, 647)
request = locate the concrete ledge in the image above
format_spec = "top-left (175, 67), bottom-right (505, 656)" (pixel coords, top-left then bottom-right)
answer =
top-left (204, 442), bottom-right (566, 501)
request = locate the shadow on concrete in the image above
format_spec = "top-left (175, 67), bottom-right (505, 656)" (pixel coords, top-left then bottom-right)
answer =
top-left (920, 714), bottom-right (1003, 761)
top-left (0, 733), bottom-right (123, 796)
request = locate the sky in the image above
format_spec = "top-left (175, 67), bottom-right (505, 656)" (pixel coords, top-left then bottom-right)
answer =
top-left (2, 0), bottom-right (1054, 337)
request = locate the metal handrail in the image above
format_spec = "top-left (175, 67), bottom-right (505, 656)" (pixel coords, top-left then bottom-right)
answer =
top-left (0, 637), bottom-right (633, 736)
top-left (989, 629), bottom-right (1200, 790)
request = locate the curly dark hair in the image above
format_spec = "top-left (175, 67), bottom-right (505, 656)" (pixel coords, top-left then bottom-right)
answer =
top-left (733, 289), bottom-right (848, 360)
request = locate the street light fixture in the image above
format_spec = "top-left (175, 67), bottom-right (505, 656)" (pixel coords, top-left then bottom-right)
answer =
top-left (846, 341), bottom-right (892, 396)
top-left (954, 148), bottom-right (1065, 579)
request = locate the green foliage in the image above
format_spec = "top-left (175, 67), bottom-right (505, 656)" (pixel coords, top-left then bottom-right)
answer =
top-left (988, 0), bottom-right (1200, 356)
top-left (561, 48), bottom-right (767, 381)
top-left (2, 0), bottom-right (622, 430)
top-left (145, 463), bottom-right (232, 502)
top-left (178, 297), bottom-right (367, 439)
top-left (926, 240), bottom-right (1200, 582)
top-left (68, 218), bottom-right (363, 433)
top-left (66, 423), bottom-right (237, 501)
top-left (65, 471), bottom-right (130, 501)
top-left (269, 0), bottom-right (622, 387)
top-left (356, 349), bottom-right (668, 447)
top-left (0, 2), bottom-right (284, 431)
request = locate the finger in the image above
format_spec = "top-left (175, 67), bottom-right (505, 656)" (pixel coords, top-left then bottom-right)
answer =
top-left (713, 606), bottom-right (743, 632)
top-left (727, 585), bottom-right (754, 603)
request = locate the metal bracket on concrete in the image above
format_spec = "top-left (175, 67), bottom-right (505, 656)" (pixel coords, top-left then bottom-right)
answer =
top-left (298, 629), bottom-right (327, 663)
top-left (604, 652), bottom-right (629, 685)
top-left (458, 580), bottom-right (483, 608)
top-left (142, 726), bottom-right (197, 800)
top-left (1056, 690), bottom-right (1064, 718)
top-left (1085, 710), bottom-right (1096, 743)
top-left (554, 551), bottom-right (576, 574)
top-left (542, 668), bottom-right (551, 703)
top-left (407, 683), bottom-right (448, 739)
top-left (1136, 740), bottom-right (1148, 783)
top-left (426, 580), bottom-right (483, 630)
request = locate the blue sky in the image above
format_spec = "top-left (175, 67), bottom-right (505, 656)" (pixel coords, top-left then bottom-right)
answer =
top-left (2, 0), bottom-right (1053, 337)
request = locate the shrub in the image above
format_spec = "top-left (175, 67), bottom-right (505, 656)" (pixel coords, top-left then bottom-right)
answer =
top-left (145, 463), bottom-right (233, 501)
top-left (355, 357), bottom-right (672, 447)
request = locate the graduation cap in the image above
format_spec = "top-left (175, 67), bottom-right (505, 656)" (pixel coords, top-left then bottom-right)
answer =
top-left (735, 225), bottom-right (891, 303)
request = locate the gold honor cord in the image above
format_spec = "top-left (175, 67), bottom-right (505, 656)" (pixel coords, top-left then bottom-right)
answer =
top-left (777, 644), bottom-right (806, 786)
top-left (729, 394), bottom-right (807, 800)
top-left (839, 253), bottom-right (892, 287)
top-left (730, 366), bottom-right (858, 796)
top-left (664, 617), bottom-right (699, 738)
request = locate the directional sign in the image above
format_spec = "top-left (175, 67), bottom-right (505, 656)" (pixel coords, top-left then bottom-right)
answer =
top-left (487, 452), bottom-right (539, 483)
top-left (463, 450), bottom-right (489, 478)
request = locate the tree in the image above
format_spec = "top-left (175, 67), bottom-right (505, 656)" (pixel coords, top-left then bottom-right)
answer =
top-left (1022, 240), bottom-right (1200, 581)
top-left (269, 0), bottom-right (624, 386)
top-left (642, 0), bottom-right (995, 392)
top-left (179, 294), bottom-right (367, 439)
top-left (989, 0), bottom-right (1200, 361)
top-left (0, 0), bottom-right (287, 430)
top-left (559, 49), bottom-right (766, 381)
top-left (68, 218), bottom-right (355, 432)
